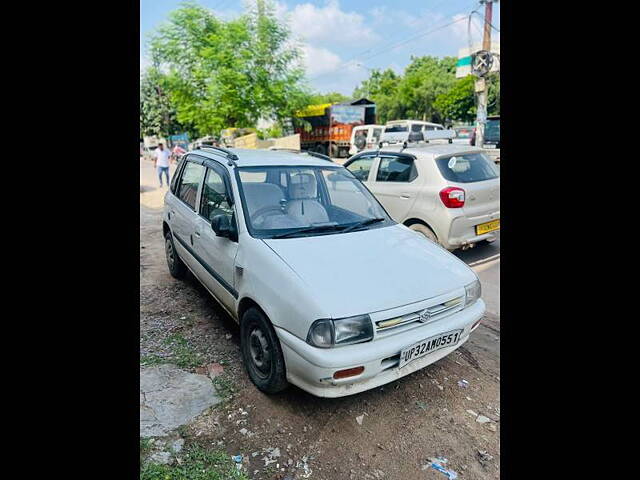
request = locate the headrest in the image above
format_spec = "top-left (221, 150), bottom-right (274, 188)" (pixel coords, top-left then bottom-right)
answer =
top-left (289, 173), bottom-right (317, 200)
top-left (242, 183), bottom-right (284, 215)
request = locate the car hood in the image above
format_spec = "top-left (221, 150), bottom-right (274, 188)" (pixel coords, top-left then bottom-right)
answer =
top-left (262, 224), bottom-right (477, 318)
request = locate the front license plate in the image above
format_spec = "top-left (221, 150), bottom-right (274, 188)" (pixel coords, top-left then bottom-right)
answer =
top-left (476, 219), bottom-right (500, 235)
top-left (399, 329), bottom-right (463, 369)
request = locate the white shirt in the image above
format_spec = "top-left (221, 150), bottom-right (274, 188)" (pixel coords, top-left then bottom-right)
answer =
top-left (155, 148), bottom-right (171, 167)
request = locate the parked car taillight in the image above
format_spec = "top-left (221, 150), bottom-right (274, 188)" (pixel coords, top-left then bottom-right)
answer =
top-left (439, 187), bottom-right (465, 208)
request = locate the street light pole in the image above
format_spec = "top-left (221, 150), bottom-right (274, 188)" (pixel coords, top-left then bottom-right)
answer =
top-left (475, 0), bottom-right (494, 148)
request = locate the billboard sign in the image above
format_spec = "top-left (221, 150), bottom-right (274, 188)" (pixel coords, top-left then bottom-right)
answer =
top-left (330, 105), bottom-right (365, 125)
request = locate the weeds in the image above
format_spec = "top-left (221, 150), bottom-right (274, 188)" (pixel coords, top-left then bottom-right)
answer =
top-left (140, 444), bottom-right (248, 480)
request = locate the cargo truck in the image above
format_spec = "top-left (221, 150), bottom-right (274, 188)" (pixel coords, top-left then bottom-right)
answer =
top-left (294, 98), bottom-right (376, 158)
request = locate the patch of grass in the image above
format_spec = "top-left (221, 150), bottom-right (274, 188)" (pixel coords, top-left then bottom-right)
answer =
top-left (212, 374), bottom-right (236, 401)
top-left (162, 334), bottom-right (201, 369)
top-left (140, 438), bottom-right (153, 456)
top-left (140, 444), bottom-right (248, 480)
top-left (140, 354), bottom-right (165, 367)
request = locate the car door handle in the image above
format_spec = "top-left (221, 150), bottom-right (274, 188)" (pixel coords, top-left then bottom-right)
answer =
top-left (400, 194), bottom-right (411, 199)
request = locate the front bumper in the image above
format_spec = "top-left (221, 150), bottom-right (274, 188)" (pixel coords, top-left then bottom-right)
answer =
top-left (275, 299), bottom-right (485, 398)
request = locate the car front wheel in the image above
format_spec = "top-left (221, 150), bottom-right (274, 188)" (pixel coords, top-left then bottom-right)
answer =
top-left (241, 307), bottom-right (289, 394)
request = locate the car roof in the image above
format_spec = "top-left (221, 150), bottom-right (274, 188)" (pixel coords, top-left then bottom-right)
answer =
top-left (386, 120), bottom-right (442, 126)
top-left (186, 148), bottom-right (338, 168)
top-left (355, 143), bottom-right (484, 158)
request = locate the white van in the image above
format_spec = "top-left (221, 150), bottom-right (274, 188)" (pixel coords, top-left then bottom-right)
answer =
top-left (349, 125), bottom-right (385, 155)
top-left (383, 120), bottom-right (454, 144)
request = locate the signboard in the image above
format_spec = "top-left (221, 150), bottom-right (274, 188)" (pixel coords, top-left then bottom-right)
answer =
top-left (295, 103), bottom-right (332, 118)
top-left (170, 133), bottom-right (189, 142)
top-left (456, 42), bottom-right (500, 78)
top-left (330, 105), bottom-right (365, 125)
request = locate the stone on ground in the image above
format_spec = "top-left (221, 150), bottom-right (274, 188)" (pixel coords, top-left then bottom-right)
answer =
top-left (140, 364), bottom-right (221, 437)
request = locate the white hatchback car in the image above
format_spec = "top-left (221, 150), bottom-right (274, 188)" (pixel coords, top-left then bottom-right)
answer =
top-left (344, 143), bottom-right (500, 250)
top-left (163, 147), bottom-right (485, 397)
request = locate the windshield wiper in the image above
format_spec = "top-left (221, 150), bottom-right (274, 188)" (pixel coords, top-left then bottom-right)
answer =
top-left (340, 217), bottom-right (386, 233)
top-left (270, 224), bottom-right (344, 239)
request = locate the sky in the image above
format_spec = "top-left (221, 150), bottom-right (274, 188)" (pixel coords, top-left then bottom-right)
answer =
top-left (140, 0), bottom-right (500, 96)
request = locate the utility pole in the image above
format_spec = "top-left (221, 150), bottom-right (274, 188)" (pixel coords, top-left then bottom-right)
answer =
top-left (474, 0), bottom-right (494, 148)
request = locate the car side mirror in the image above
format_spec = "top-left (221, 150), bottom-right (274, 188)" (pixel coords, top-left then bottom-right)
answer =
top-left (211, 214), bottom-right (232, 238)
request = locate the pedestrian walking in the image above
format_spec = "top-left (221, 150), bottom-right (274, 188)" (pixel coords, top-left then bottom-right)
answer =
top-left (154, 143), bottom-right (171, 188)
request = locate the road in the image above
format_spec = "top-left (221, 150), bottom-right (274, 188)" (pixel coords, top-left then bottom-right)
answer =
top-left (140, 158), bottom-right (500, 480)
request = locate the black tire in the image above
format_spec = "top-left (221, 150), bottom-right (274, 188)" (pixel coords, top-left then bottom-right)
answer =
top-left (314, 144), bottom-right (327, 156)
top-left (241, 307), bottom-right (289, 394)
top-left (165, 231), bottom-right (187, 279)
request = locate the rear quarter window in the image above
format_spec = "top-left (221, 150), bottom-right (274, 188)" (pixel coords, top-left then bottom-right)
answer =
top-left (436, 153), bottom-right (499, 183)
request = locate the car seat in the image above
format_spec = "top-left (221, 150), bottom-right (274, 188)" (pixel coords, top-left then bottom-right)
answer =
top-left (287, 173), bottom-right (329, 224)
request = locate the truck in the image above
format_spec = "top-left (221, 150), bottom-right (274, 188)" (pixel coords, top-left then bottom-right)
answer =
top-left (471, 115), bottom-right (500, 164)
top-left (294, 98), bottom-right (376, 158)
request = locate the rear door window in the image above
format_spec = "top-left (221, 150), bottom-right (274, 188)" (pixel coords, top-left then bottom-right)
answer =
top-left (436, 153), bottom-right (499, 183)
top-left (376, 156), bottom-right (418, 182)
top-left (177, 161), bottom-right (205, 210)
top-left (384, 123), bottom-right (408, 133)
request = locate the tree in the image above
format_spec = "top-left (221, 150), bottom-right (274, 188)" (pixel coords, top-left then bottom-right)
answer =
top-left (139, 67), bottom-right (185, 138)
top-left (352, 57), bottom-right (460, 124)
top-left (353, 68), bottom-right (400, 124)
top-left (147, 1), bottom-right (310, 137)
top-left (434, 75), bottom-right (476, 124)
top-left (308, 91), bottom-right (349, 105)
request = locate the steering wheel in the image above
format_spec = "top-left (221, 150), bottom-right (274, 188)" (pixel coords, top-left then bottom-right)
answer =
top-left (252, 205), bottom-right (284, 225)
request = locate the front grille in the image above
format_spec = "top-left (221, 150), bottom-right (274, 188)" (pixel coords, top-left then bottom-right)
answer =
top-left (374, 295), bottom-right (464, 337)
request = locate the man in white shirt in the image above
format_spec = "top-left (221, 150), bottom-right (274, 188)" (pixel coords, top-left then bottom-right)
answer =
top-left (154, 143), bottom-right (172, 188)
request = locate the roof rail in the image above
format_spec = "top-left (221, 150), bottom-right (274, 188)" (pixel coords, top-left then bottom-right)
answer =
top-left (197, 145), bottom-right (239, 167)
top-left (267, 147), bottom-right (333, 162)
top-left (305, 150), bottom-right (333, 162)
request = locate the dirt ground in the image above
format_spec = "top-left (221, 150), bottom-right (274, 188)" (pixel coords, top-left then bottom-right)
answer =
top-left (140, 159), bottom-right (500, 479)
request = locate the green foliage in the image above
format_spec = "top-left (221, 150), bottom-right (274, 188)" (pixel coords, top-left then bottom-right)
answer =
top-left (352, 56), bottom-right (498, 124)
top-left (162, 334), bottom-right (201, 369)
top-left (434, 75), bottom-right (476, 124)
top-left (147, 1), bottom-right (310, 137)
top-left (308, 91), bottom-right (350, 105)
top-left (487, 73), bottom-right (500, 116)
top-left (140, 444), bottom-right (249, 480)
top-left (140, 67), bottom-right (186, 138)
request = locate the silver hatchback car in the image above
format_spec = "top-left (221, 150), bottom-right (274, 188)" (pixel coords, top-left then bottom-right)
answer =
top-left (344, 144), bottom-right (500, 250)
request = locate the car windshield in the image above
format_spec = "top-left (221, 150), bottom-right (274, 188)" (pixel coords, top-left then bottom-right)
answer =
top-left (485, 119), bottom-right (500, 142)
top-left (236, 165), bottom-right (392, 238)
top-left (436, 153), bottom-right (500, 183)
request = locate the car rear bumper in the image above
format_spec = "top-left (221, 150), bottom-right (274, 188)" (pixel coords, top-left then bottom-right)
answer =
top-left (275, 299), bottom-right (485, 398)
top-left (444, 211), bottom-right (500, 249)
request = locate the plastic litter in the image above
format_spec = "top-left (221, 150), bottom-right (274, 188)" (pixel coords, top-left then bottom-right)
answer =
top-left (476, 415), bottom-right (491, 424)
top-left (416, 400), bottom-right (428, 410)
top-left (457, 380), bottom-right (469, 388)
top-left (426, 457), bottom-right (458, 479)
top-left (356, 415), bottom-right (364, 425)
top-left (232, 454), bottom-right (243, 470)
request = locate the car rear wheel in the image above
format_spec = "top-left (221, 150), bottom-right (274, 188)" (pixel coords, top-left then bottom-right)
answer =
top-left (241, 307), bottom-right (289, 394)
top-left (408, 223), bottom-right (438, 243)
top-left (165, 231), bottom-right (187, 279)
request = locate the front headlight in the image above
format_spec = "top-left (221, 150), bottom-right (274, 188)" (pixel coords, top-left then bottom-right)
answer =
top-left (465, 279), bottom-right (482, 307)
top-left (306, 315), bottom-right (374, 348)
